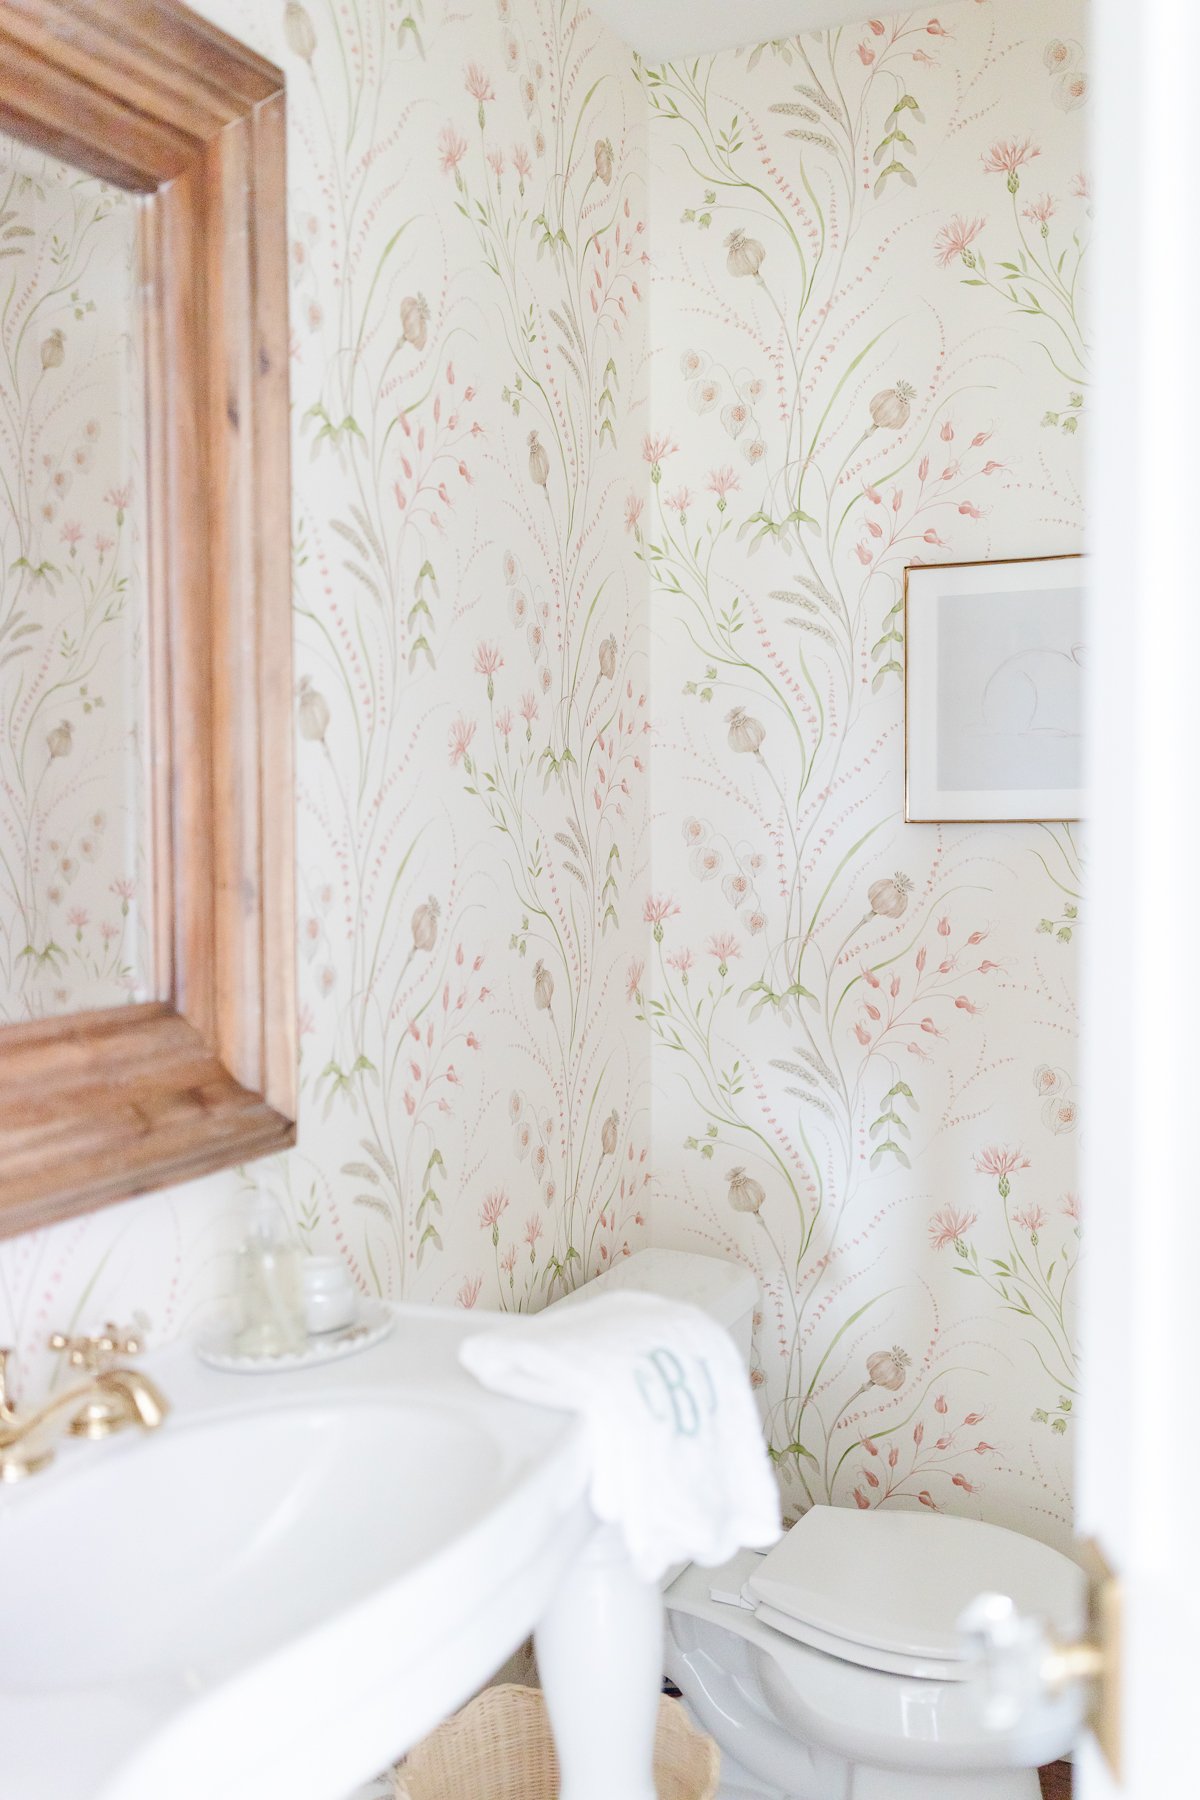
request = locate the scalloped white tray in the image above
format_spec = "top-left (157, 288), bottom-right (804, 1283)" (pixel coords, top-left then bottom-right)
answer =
top-left (196, 1300), bottom-right (394, 1373)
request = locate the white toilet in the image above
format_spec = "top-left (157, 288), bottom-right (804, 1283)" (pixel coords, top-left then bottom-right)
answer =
top-left (566, 1249), bottom-right (1084, 1800)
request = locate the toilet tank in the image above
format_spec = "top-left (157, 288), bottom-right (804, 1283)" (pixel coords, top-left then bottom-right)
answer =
top-left (557, 1249), bottom-right (759, 1368)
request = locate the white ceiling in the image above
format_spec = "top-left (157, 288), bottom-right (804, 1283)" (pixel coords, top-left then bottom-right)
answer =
top-left (589, 1), bottom-right (964, 60)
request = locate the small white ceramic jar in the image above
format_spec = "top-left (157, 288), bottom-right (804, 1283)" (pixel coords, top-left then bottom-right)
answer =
top-left (302, 1255), bottom-right (358, 1335)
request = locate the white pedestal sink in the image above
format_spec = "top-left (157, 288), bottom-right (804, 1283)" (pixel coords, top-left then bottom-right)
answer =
top-left (0, 1305), bottom-right (664, 1800)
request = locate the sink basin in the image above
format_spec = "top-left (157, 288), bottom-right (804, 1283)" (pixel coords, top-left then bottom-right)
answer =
top-left (0, 1307), bottom-right (595, 1800)
top-left (2, 1401), bottom-right (502, 1691)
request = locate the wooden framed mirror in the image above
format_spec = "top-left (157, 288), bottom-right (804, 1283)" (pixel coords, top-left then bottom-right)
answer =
top-left (0, 0), bottom-right (295, 1235)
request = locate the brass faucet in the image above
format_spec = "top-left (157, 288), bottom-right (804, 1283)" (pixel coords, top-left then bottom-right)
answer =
top-left (0, 1324), bottom-right (170, 1482)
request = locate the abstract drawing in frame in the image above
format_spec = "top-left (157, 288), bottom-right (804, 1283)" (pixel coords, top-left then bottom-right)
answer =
top-left (904, 554), bottom-right (1085, 824)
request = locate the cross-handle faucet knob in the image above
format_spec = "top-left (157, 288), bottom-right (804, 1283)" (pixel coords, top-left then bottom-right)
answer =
top-left (0, 1343), bottom-right (169, 1482)
top-left (50, 1322), bottom-right (143, 1373)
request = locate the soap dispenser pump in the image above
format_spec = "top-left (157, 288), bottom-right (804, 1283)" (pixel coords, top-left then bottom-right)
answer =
top-left (234, 1195), bottom-right (307, 1357)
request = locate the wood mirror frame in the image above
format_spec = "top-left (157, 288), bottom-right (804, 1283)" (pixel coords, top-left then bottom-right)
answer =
top-left (0, 0), bottom-right (296, 1236)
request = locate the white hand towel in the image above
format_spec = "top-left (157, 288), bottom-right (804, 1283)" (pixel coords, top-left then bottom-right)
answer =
top-left (460, 1290), bottom-right (781, 1582)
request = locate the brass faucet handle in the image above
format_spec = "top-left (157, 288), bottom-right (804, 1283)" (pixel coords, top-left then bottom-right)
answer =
top-left (49, 1322), bottom-right (143, 1373)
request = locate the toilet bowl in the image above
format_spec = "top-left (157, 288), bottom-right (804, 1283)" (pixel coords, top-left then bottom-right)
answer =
top-left (665, 1521), bottom-right (1083, 1800)
top-left (566, 1250), bottom-right (1084, 1800)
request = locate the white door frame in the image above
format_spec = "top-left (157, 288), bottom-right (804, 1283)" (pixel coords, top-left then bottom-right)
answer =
top-left (1081, 0), bottom-right (1200, 1792)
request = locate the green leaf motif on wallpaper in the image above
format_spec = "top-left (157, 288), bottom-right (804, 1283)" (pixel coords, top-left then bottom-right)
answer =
top-left (317, 1054), bottom-right (377, 1120)
top-left (396, 13), bottom-right (425, 57)
top-left (301, 402), bottom-right (365, 458)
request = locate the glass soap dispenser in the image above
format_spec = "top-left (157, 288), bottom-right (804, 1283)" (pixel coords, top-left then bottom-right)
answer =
top-left (233, 1195), bottom-right (307, 1357)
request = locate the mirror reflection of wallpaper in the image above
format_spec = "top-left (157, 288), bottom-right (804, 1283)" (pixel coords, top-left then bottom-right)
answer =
top-left (0, 136), bottom-right (150, 1021)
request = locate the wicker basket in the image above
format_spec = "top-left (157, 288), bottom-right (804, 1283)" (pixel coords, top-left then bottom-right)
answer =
top-left (392, 1685), bottom-right (719, 1800)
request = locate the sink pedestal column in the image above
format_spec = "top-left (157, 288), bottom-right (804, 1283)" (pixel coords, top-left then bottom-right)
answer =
top-left (535, 1522), bottom-right (663, 1800)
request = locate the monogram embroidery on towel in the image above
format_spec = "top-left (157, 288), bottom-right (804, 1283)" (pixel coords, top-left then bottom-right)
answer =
top-left (635, 1348), bottom-right (718, 1438)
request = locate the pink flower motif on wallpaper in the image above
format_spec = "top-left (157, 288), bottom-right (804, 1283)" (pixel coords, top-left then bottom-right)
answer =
top-left (479, 1190), bottom-right (509, 1238)
top-left (464, 61), bottom-right (495, 102)
top-left (644, 895), bottom-right (680, 941)
top-left (641, 433), bottom-right (678, 482)
top-left (448, 716), bottom-right (476, 765)
top-left (929, 1206), bottom-right (978, 1251)
top-left (982, 136), bottom-right (1041, 178)
top-left (706, 466), bottom-right (740, 505)
top-left (933, 215), bottom-right (985, 267)
top-left (706, 932), bottom-right (740, 969)
top-left (939, 132), bottom-right (1088, 428)
top-left (474, 641), bottom-right (503, 698)
top-left (439, 125), bottom-right (469, 174)
top-left (974, 1146), bottom-right (1030, 1199)
top-left (975, 1146), bottom-right (1030, 1179)
top-left (1023, 193), bottom-right (1057, 226)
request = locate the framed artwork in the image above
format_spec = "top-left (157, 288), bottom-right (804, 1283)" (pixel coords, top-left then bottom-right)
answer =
top-left (903, 554), bottom-right (1085, 824)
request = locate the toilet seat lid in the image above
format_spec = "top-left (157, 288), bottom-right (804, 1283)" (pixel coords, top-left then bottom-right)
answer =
top-left (747, 1506), bottom-right (1085, 1671)
top-left (753, 1599), bottom-right (974, 1681)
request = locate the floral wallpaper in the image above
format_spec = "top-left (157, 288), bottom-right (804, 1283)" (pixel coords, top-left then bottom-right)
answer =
top-left (0, 0), bottom-right (651, 1395)
top-left (643, 0), bottom-right (1086, 1547)
top-left (0, 138), bottom-right (150, 1021)
top-left (0, 0), bottom-right (1086, 1559)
